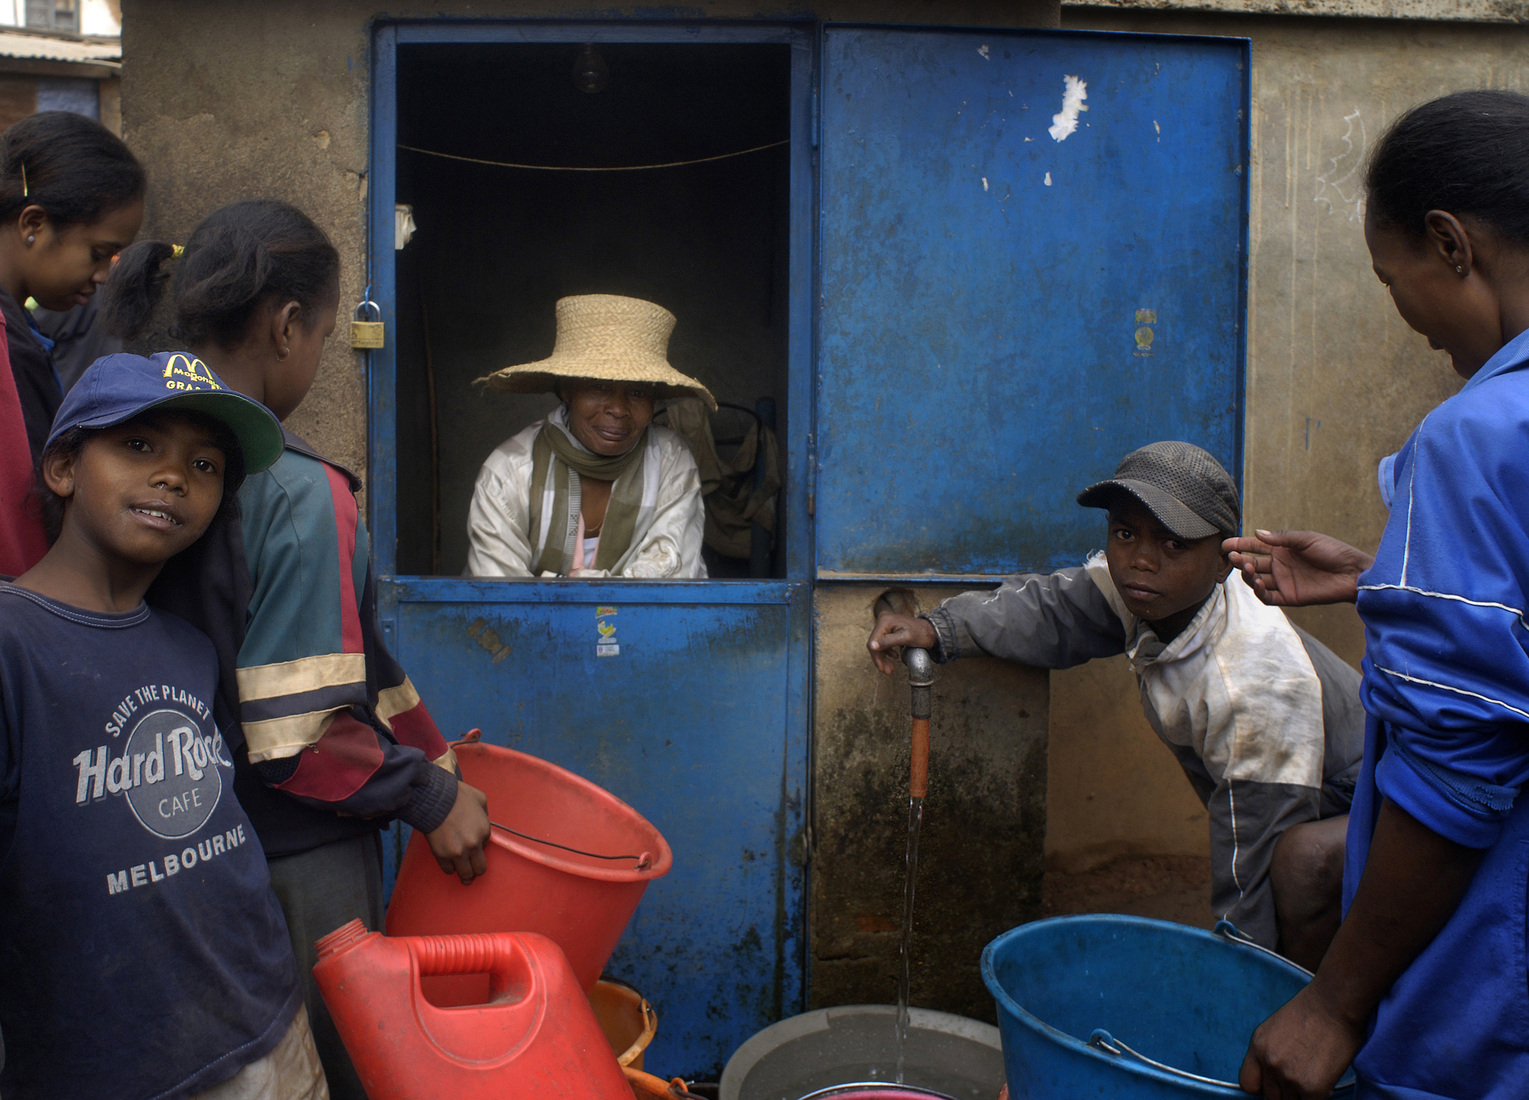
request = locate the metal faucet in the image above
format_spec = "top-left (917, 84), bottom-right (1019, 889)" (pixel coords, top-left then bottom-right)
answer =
top-left (904, 647), bottom-right (934, 799)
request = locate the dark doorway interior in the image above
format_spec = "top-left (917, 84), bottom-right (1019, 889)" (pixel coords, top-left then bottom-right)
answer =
top-left (393, 42), bottom-right (792, 577)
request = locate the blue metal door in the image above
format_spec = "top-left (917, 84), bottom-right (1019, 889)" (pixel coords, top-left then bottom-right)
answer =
top-left (817, 26), bottom-right (1248, 578)
top-left (377, 579), bottom-right (811, 1076)
top-left (368, 22), bottom-right (816, 1081)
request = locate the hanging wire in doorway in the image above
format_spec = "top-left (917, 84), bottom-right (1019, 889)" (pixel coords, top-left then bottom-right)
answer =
top-left (396, 138), bottom-right (788, 172)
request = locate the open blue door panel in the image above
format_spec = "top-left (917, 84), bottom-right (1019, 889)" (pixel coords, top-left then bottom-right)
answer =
top-left (817, 26), bottom-right (1249, 578)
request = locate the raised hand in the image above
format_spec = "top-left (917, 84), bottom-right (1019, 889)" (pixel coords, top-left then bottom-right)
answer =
top-left (867, 612), bottom-right (937, 676)
top-left (1222, 530), bottom-right (1374, 607)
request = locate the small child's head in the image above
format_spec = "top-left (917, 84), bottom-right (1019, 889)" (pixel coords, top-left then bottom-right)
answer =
top-left (38, 352), bottom-right (283, 563)
top-left (1077, 442), bottom-right (1240, 634)
top-left (0, 111), bottom-right (145, 310)
top-left (1364, 90), bottom-right (1529, 379)
top-left (103, 200), bottom-right (341, 420)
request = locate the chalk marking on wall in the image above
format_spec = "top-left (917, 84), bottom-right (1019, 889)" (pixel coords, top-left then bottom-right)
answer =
top-left (1314, 108), bottom-right (1366, 223)
top-left (1049, 75), bottom-right (1088, 142)
top-left (982, 177), bottom-right (989, 191)
top-left (1044, 172), bottom-right (1052, 186)
top-left (978, 44), bottom-right (990, 60)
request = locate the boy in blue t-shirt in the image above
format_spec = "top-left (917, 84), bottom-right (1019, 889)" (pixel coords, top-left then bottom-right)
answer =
top-left (0, 352), bottom-right (325, 1099)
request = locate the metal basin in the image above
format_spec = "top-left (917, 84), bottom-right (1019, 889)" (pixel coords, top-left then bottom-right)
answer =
top-left (720, 1005), bottom-right (1004, 1100)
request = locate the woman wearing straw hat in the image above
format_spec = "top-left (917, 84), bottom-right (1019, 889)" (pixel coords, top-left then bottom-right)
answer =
top-left (466, 294), bottom-right (714, 579)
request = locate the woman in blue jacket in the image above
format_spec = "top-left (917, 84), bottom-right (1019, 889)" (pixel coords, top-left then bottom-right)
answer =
top-left (1229, 90), bottom-right (1529, 1100)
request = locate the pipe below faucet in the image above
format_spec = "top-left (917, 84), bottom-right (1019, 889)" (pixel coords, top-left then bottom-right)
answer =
top-left (904, 647), bottom-right (934, 798)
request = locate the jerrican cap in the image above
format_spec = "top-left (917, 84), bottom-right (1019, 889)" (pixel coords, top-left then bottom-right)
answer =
top-left (47, 352), bottom-right (285, 477)
top-left (1075, 441), bottom-right (1240, 540)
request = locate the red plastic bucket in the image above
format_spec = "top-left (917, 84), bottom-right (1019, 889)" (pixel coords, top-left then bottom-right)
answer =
top-left (313, 919), bottom-right (631, 1100)
top-left (386, 740), bottom-right (673, 994)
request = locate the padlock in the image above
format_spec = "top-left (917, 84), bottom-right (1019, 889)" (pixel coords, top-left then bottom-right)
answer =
top-left (350, 301), bottom-right (385, 349)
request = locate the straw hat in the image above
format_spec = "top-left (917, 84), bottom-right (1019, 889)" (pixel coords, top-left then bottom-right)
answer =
top-left (478, 294), bottom-right (717, 411)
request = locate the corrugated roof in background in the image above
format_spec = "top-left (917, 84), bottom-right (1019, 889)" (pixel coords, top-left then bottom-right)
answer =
top-left (0, 29), bottom-right (118, 66)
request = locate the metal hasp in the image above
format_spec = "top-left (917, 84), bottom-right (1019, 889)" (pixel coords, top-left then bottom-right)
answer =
top-left (904, 646), bottom-right (934, 799)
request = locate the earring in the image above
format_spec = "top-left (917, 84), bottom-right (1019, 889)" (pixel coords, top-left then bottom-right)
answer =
top-left (25, 234), bottom-right (33, 245)
top-left (1456, 265), bottom-right (1465, 275)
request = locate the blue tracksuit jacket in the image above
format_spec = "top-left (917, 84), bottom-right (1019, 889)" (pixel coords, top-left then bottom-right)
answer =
top-left (1350, 325), bottom-right (1529, 1099)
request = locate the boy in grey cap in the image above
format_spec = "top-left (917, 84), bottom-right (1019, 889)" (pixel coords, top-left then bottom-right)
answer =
top-left (868, 441), bottom-right (1363, 969)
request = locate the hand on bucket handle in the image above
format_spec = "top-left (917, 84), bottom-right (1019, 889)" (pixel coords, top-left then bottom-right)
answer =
top-left (426, 780), bottom-right (491, 884)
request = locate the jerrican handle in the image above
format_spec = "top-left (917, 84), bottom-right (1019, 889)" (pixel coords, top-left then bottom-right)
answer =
top-left (411, 932), bottom-right (523, 977)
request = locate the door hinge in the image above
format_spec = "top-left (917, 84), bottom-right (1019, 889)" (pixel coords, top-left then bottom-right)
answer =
top-left (806, 436), bottom-right (817, 516)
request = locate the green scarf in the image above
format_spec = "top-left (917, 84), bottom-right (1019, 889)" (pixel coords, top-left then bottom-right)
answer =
top-left (528, 414), bottom-right (650, 576)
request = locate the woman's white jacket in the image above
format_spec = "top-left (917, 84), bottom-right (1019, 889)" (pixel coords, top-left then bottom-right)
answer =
top-left (464, 420), bottom-right (708, 579)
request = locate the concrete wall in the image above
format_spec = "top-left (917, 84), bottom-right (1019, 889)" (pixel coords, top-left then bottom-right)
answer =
top-left (811, 586), bottom-right (1048, 1020)
top-left (1042, 7), bottom-right (1524, 872)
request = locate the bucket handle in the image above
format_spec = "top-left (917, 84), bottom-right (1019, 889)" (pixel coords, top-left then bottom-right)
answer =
top-left (1213, 920), bottom-right (1314, 978)
top-left (1088, 1029), bottom-right (1241, 1090)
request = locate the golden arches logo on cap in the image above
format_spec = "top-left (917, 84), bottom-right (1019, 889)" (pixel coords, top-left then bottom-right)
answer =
top-left (161, 353), bottom-right (222, 393)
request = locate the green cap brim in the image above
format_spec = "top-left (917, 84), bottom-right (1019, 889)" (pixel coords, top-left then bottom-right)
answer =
top-left (138, 391), bottom-right (285, 474)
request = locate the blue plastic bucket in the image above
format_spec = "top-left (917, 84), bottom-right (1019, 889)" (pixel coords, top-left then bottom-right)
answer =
top-left (981, 916), bottom-right (1355, 1099)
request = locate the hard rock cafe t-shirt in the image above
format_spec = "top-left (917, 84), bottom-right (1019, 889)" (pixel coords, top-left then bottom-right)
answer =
top-left (0, 583), bottom-right (299, 1100)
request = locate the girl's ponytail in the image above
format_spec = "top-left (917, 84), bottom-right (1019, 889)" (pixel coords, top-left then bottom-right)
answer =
top-left (114, 200), bottom-right (339, 350)
top-left (101, 240), bottom-right (177, 338)
top-left (174, 222), bottom-right (281, 348)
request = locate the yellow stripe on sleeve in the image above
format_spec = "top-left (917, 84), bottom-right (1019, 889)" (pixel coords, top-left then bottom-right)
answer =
top-left (243, 710), bottom-right (339, 763)
top-left (374, 678), bottom-right (424, 730)
top-left (237, 653), bottom-right (368, 703)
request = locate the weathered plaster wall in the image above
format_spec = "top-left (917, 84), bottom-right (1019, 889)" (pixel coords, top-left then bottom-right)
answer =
top-left (1045, 8), bottom-right (1526, 871)
top-left (1066, 0), bottom-right (1529, 20)
top-left (811, 586), bottom-right (1048, 1020)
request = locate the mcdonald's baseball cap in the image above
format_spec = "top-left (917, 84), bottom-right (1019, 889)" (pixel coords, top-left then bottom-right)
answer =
top-left (1076, 441), bottom-right (1241, 540)
top-left (46, 351), bottom-right (284, 476)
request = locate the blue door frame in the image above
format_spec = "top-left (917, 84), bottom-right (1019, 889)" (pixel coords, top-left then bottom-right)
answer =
top-left (367, 20), bottom-right (816, 1080)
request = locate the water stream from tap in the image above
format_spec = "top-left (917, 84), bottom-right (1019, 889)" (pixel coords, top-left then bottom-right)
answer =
top-left (894, 793), bottom-right (925, 1084)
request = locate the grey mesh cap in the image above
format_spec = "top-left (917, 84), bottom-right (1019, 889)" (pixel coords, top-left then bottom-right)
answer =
top-left (1076, 441), bottom-right (1240, 540)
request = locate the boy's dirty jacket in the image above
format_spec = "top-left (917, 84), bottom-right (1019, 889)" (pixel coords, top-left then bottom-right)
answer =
top-left (924, 558), bottom-right (1365, 947)
top-left (149, 433), bottom-right (458, 858)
